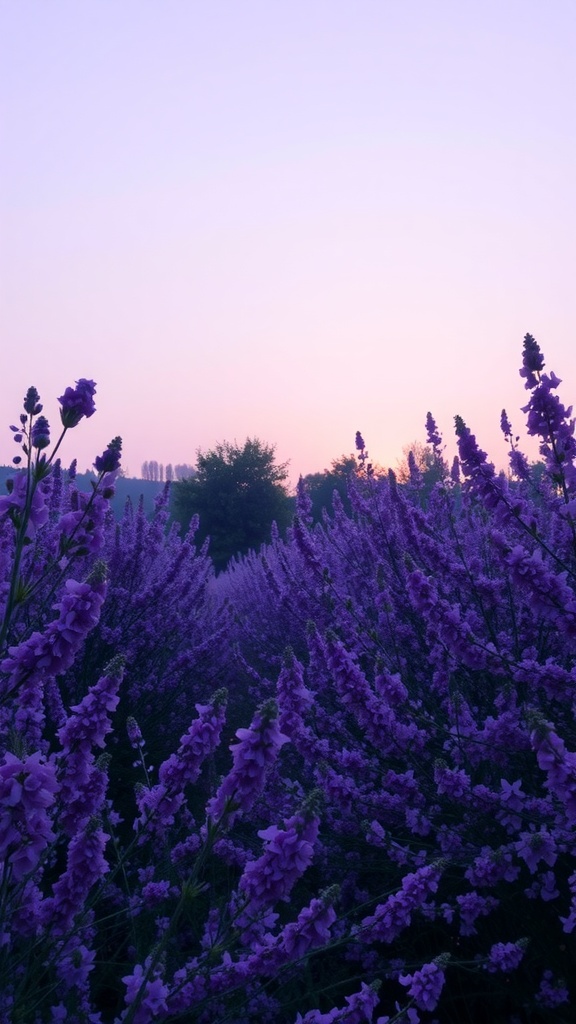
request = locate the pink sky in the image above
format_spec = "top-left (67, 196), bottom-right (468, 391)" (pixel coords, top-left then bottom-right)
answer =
top-left (1, 1), bottom-right (575, 485)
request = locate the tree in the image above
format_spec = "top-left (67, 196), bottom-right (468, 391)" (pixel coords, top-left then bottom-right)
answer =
top-left (395, 440), bottom-right (447, 495)
top-left (301, 454), bottom-right (358, 523)
top-left (172, 438), bottom-right (292, 571)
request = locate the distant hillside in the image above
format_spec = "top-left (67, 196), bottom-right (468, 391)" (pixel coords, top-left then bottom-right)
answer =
top-left (0, 466), bottom-right (168, 519)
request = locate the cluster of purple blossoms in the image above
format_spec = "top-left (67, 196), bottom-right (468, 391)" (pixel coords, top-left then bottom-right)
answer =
top-left (41, 818), bottom-right (109, 934)
top-left (57, 656), bottom-right (124, 834)
top-left (234, 797), bottom-right (321, 940)
top-left (136, 692), bottom-right (227, 832)
top-left (399, 958), bottom-right (448, 1012)
top-left (0, 470), bottom-right (51, 537)
top-left (58, 379), bottom-right (97, 429)
top-left (536, 970), bottom-right (570, 1008)
top-left (0, 751), bottom-right (59, 880)
top-left (0, 569), bottom-right (107, 746)
top-left (529, 719), bottom-right (576, 820)
top-left (359, 864), bottom-right (443, 945)
top-left (94, 435), bottom-right (122, 476)
top-left (485, 940), bottom-right (527, 973)
top-left (295, 982), bottom-right (381, 1024)
top-left (206, 700), bottom-right (289, 828)
top-left (121, 961), bottom-right (169, 1024)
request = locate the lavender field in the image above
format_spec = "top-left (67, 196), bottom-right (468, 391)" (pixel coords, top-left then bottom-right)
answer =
top-left (1, 334), bottom-right (575, 1023)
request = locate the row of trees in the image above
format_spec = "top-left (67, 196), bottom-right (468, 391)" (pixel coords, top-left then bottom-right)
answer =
top-left (141, 461), bottom-right (195, 482)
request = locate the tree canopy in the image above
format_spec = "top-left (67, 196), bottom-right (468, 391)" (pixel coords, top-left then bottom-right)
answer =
top-left (300, 454), bottom-right (358, 523)
top-left (171, 438), bottom-right (293, 570)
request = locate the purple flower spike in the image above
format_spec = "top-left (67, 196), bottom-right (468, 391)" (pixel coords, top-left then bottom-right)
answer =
top-left (206, 699), bottom-right (289, 828)
top-left (399, 957), bottom-right (448, 1011)
top-left (31, 415), bottom-right (50, 451)
top-left (58, 379), bottom-right (97, 428)
top-left (486, 940), bottom-right (527, 973)
top-left (23, 386), bottom-right (42, 415)
top-left (94, 436), bottom-right (122, 474)
top-left (500, 409), bottom-right (513, 440)
top-left (0, 751), bottom-right (59, 880)
top-left (520, 333), bottom-right (545, 389)
top-left (426, 412), bottom-right (443, 451)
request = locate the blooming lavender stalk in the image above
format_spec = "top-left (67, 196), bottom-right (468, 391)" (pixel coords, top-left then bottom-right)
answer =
top-left (276, 648), bottom-right (321, 760)
top-left (0, 750), bottom-right (59, 880)
top-left (485, 940), bottom-right (527, 973)
top-left (57, 655), bottom-right (124, 834)
top-left (58, 379), bottom-right (97, 429)
top-left (399, 955), bottom-right (449, 1012)
top-left (294, 981), bottom-right (381, 1023)
top-left (528, 716), bottom-right (576, 820)
top-left (135, 690), bottom-right (227, 833)
top-left (358, 863), bottom-right (444, 944)
top-left (41, 817), bottom-right (109, 935)
top-left (323, 630), bottom-right (426, 753)
top-left (206, 699), bottom-right (289, 829)
top-left (0, 563), bottom-right (108, 748)
top-left (0, 565), bottom-right (106, 749)
top-left (120, 961), bottom-right (169, 1024)
top-left (233, 791), bottom-right (321, 941)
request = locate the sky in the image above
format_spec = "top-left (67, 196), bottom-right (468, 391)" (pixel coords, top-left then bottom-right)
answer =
top-left (1, 1), bottom-right (575, 484)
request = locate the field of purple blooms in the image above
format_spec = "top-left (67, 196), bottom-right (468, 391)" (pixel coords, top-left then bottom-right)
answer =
top-left (0, 334), bottom-right (575, 1023)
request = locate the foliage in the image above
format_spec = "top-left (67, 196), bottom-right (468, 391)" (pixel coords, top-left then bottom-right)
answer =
top-left (172, 437), bottom-right (293, 571)
top-left (0, 336), bottom-right (576, 1022)
top-left (300, 455), bottom-right (357, 523)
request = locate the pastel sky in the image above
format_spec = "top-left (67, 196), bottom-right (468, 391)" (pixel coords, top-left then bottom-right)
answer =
top-left (1, 1), bottom-right (575, 484)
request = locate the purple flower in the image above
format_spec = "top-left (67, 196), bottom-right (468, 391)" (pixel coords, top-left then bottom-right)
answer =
top-left (237, 797), bottom-right (320, 917)
top-left (360, 864), bottom-right (443, 944)
top-left (0, 751), bottom-right (59, 880)
top-left (515, 830), bottom-right (557, 874)
top-left (58, 379), bottom-right (97, 429)
top-left (295, 982), bottom-right (381, 1023)
top-left (399, 959), bottom-right (447, 1011)
top-left (425, 412), bottom-right (443, 451)
top-left (500, 409), bottom-right (513, 439)
top-left (519, 332), bottom-right (545, 388)
top-left (54, 937), bottom-right (96, 993)
top-left (23, 386), bottom-right (42, 415)
top-left (529, 721), bottom-right (576, 819)
top-left (537, 970), bottom-right (570, 1007)
top-left (136, 693), bottom-right (226, 833)
top-left (0, 471), bottom-right (50, 538)
top-left (0, 570), bottom-right (107, 745)
top-left (456, 891), bottom-right (497, 935)
top-left (206, 699), bottom-right (289, 828)
top-left (127, 716), bottom-right (145, 750)
top-left (122, 962), bottom-right (169, 1024)
top-left (31, 415), bottom-right (50, 450)
top-left (509, 447), bottom-right (530, 480)
top-left (42, 818), bottom-right (109, 934)
top-left (486, 940), bottom-right (526, 973)
top-left (279, 888), bottom-right (337, 960)
top-left (94, 436), bottom-right (122, 474)
top-left (58, 655), bottom-right (124, 754)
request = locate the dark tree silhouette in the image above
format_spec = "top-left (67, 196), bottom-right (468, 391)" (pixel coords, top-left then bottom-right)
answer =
top-left (301, 454), bottom-right (358, 523)
top-left (172, 438), bottom-right (292, 570)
